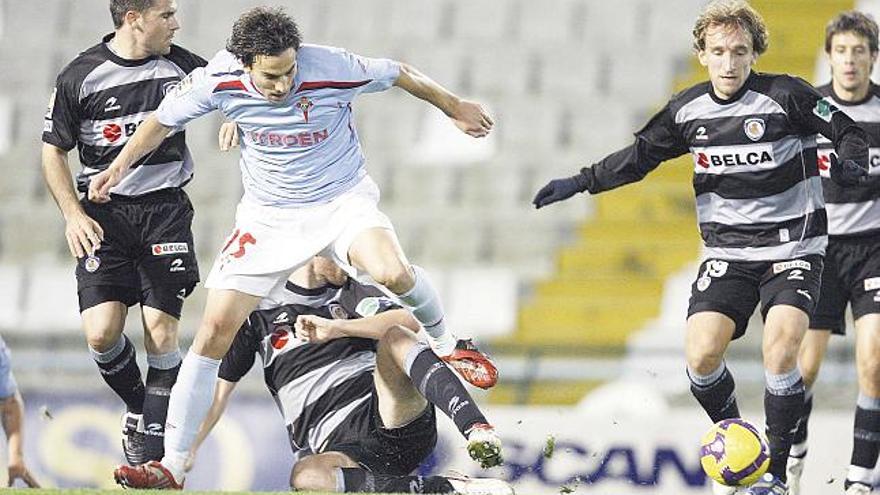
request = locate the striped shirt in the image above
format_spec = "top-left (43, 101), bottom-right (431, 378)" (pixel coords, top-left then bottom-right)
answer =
top-left (155, 45), bottom-right (401, 207)
top-left (42, 33), bottom-right (206, 196)
top-left (218, 278), bottom-right (400, 459)
top-left (815, 83), bottom-right (880, 238)
top-left (578, 72), bottom-right (869, 262)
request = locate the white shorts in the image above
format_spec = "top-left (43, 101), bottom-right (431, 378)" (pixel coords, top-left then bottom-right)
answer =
top-left (204, 176), bottom-right (393, 296)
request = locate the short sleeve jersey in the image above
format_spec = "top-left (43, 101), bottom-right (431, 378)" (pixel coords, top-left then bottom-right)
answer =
top-left (155, 44), bottom-right (400, 207)
top-left (42, 33), bottom-right (206, 196)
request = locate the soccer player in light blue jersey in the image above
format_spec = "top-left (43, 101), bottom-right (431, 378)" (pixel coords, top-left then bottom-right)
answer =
top-left (90, 6), bottom-right (498, 489)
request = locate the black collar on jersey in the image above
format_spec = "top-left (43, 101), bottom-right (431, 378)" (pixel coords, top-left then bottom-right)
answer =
top-left (708, 71), bottom-right (757, 106)
top-left (101, 33), bottom-right (163, 67)
top-left (284, 280), bottom-right (343, 296)
top-left (283, 281), bottom-right (343, 308)
top-left (827, 82), bottom-right (878, 107)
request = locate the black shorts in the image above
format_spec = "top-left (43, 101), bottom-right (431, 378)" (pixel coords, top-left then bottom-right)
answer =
top-left (811, 236), bottom-right (880, 335)
top-left (326, 382), bottom-right (437, 475)
top-left (76, 188), bottom-right (199, 318)
top-left (687, 255), bottom-right (823, 339)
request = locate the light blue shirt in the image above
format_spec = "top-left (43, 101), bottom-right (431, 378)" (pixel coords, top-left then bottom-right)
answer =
top-left (0, 335), bottom-right (18, 399)
top-left (156, 44), bottom-right (400, 207)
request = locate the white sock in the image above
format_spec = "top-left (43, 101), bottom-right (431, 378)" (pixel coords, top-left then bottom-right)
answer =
top-left (397, 265), bottom-right (456, 355)
top-left (161, 350), bottom-right (220, 482)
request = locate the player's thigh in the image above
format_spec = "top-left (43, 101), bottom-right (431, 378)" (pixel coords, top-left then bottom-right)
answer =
top-left (373, 329), bottom-right (428, 429)
top-left (290, 452), bottom-right (358, 491)
top-left (190, 288), bottom-right (262, 359)
top-left (855, 314), bottom-right (880, 396)
top-left (345, 227), bottom-right (412, 289)
top-left (686, 259), bottom-right (757, 370)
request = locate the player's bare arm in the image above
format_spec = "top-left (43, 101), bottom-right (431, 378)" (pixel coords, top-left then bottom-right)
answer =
top-left (295, 308), bottom-right (419, 343)
top-left (41, 143), bottom-right (105, 258)
top-left (88, 114), bottom-right (173, 203)
top-left (0, 392), bottom-right (39, 488)
top-left (393, 62), bottom-right (494, 138)
top-left (187, 379), bottom-right (237, 472)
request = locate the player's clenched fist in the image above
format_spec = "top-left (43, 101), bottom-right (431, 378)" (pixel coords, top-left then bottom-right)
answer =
top-left (295, 314), bottom-right (345, 343)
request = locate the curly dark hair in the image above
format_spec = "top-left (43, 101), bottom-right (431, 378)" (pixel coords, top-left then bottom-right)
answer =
top-left (825, 10), bottom-right (879, 54)
top-left (226, 7), bottom-right (302, 67)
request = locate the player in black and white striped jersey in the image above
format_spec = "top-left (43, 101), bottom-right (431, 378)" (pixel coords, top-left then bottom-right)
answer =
top-left (40, 0), bottom-right (210, 466)
top-left (789, 11), bottom-right (880, 495)
top-left (533, 1), bottom-right (870, 493)
top-left (167, 256), bottom-right (510, 495)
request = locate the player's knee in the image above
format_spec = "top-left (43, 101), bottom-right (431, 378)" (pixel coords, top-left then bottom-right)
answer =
top-left (370, 263), bottom-right (414, 294)
top-left (763, 343), bottom-right (800, 374)
top-left (379, 325), bottom-right (415, 354)
top-left (858, 354), bottom-right (880, 389)
top-left (290, 461), bottom-right (335, 491)
top-left (685, 343), bottom-right (725, 375)
top-left (83, 323), bottom-right (124, 351)
top-left (145, 322), bottom-right (179, 352)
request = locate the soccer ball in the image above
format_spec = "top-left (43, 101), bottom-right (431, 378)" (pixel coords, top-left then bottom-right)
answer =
top-left (700, 418), bottom-right (770, 486)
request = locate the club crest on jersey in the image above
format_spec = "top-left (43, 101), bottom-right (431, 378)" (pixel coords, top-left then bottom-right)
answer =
top-left (743, 118), bottom-right (765, 141)
top-left (296, 96), bottom-right (313, 122)
top-left (329, 303), bottom-right (349, 320)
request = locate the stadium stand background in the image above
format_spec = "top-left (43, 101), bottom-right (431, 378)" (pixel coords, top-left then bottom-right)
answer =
top-left (1, 0), bottom-right (879, 492)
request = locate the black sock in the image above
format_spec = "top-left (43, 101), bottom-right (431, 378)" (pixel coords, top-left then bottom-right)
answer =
top-left (765, 383), bottom-right (805, 481)
top-left (689, 366), bottom-right (740, 424)
top-left (92, 335), bottom-right (144, 414)
top-left (791, 392), bottom-right (813, 451)
top-left (850, 405), bottom-right (880, 471)
top-left (341, 468), bottom-right (454, 493)
top-left (142, 362), bottom-right (180, 460)
top-left (407, 347), bottom-right (487, 437)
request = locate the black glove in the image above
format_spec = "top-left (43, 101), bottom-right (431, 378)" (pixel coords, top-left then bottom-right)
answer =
top-left (829, 153), bottom-right (868, 187)
top-left (532, 175), bottom-right (588, 208)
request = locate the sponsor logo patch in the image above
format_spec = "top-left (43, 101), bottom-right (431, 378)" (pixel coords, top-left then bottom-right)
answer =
top-left (104, 96), bottom-right (121, 113)
top-left (772, 259), bottom-right (811, 274)
top-left (169, 258), bottom-right (185, 272)
top-left (152, 243), bottom-right (189, 256)
top-left (865, 277), bottom-right (880, 291)
top-left (273, 311), bottom-right (290, 324)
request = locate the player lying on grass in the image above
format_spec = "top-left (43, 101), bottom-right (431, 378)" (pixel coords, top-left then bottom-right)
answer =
top-left (117, 256), bottom-right (512, 494)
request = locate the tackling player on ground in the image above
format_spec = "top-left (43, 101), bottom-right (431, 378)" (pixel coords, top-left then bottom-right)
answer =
top-left (93, 6), bottom-right (497, 488)
top-left (147, 257), bottom-right (511, 494)
top-left (533, 1), bottom-right (870, 493)
top-left (787, 11), bottom-right (880, 495)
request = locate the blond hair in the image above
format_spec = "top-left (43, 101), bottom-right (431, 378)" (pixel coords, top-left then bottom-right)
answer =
top-left (693, 0), bottom-right (769, 54)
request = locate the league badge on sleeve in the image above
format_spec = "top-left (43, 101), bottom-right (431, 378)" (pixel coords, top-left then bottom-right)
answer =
top-left (813, 99), bottom-right (840, 123)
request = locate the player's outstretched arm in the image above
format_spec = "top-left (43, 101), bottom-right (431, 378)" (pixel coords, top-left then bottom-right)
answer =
top-left (393, 63), bottom-right (493, 138)
top-left (295, 309), bottom-right (419, 343)
top-left (186, 379), bottom-right (238, 473)
top-left (88, 114), bottom-right (172, 203)
top-left (1, 392), bottom-right (39, 488)
top-left (41, 143), bottom-right (104, 257)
